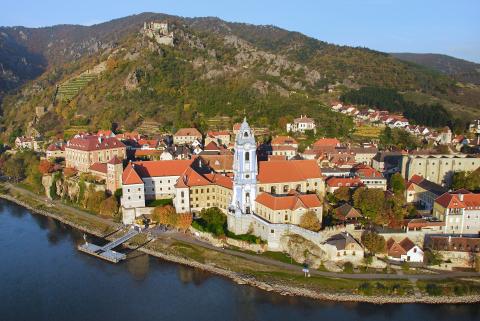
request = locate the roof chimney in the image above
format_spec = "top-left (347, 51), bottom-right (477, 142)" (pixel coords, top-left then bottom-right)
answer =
top-left (459, 194), bottom-right (464, 201)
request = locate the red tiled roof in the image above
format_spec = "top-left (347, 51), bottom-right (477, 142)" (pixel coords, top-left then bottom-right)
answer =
top-left (352, 164), bottom-right (383, 178)
top-left (108, 155), bottom-right (123, 165)
top-left (134, 149), bottom-right (162, 157)
top-left (256, 192), bottom-right (321, 210)
top-left (313, 138), bottom-right (340, 148)
top-left (174, 128), bottom-right (202, 138)
top-left (271, 135), bottom-right (298, 146)
top-left (199, 154), bottom-right (234, 171)
top-left (326, 177), bottom-right (363, 188)
top-left (122, 163), bottom-right (143, 185)
top-left (130, 160), bottom-right (194, 178)
top-left (257, 160), bottom-right (322, 183)
top-left (89, 162), bottom-right (108, 174)
top-left (67, 135), bottom-right (125, 151)
top-left (204, 141), bottom-right (221, 151)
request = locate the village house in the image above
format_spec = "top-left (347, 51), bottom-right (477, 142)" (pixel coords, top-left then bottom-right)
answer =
top-left (433, 191), bottom-right (480, 235)
top-left (46, 143), bottom-right (65, 159)
top-left (205, 130), bottom-right (231, 146)
top-left (173, 128), bottom-right (202, 145)
top-left (323, 232), bottom-right (364, 263)
top-left (286, 115), bottom-right (316, 133)
top-left (255, 190), bottom-right (322, 225)
top-left (351, 164), bottom-right (387, 190)
top-left (256, 160), bottom-right (325, 196)
top-left (386, 237), bottom-right (424, 263)
top-left (333, 203), bottom-right (362, 223)
top-left (425, 235), bottom-right (480, 269)
top-left (65, 134), bottom-right (126, 172)
top-left (325, 177), bottom-right (363, 194)
top-left (15, 136), bottom-right (43, 151)
top-left (405, 175), bottom-right (447, 210)
top-left (88, 156), bottom-right (124, 193)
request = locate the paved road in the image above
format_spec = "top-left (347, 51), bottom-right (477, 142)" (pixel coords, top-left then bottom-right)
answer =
top-left (4, 182), bottom-right (121, 234)
top-left (5, 182), bottom-right (480, 281)
top-left (162, 230), bottom-right (480, 280)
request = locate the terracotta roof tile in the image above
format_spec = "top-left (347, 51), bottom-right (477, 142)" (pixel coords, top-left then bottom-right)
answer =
top-left (256, 192), bottom-right (321, 210)
top-left (257, 160), bottom-right (321, 183)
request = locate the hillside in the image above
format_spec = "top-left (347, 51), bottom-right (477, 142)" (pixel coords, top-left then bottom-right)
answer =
top-left (391, 52), bottom-right (480, 85)
top-left (0, 12), bottom-right (478, 140)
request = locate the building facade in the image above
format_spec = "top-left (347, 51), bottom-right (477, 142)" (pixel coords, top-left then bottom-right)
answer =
top-left (65, 135), bottom-right (126, 172)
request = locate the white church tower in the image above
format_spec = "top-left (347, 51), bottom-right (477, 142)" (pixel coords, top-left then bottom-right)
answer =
top-left (228, 117), bottom-right (257, 234)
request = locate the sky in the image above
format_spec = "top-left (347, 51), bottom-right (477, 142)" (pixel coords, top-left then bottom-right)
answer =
top-left (1, 0), bottom-right (479, 63)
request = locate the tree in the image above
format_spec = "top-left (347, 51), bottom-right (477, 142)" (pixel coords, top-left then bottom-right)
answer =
top-left (99, 196), bottom-right (119, 217)
top-left (333, 186), bottom-right (351, 203)
top-left (299, 211), bottom-right (321, 232)
top-left (176, 212), bottom-right (193, 231)
top-left (2, 157), bottom-right (25, 182)
top-left (152, 205), bottom-right (177, 226)
top-left (353, 187), bottom-right (385, 223)
top-left (38, 160), bottom-right (54, 174)
top-left (199, 207), bottom-right (227, 236)
top-left (361, 231), bottom-right (385, 255)
top-left (452, 170), bottom-right (480, 191)
top-left (390, 173), bottom-right (406, 195)
top-left (85, 188), bottom-right (106, 213)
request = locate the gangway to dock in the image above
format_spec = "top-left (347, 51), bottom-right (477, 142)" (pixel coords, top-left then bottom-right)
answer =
top-left (78, 227), bottom-right (141, 263)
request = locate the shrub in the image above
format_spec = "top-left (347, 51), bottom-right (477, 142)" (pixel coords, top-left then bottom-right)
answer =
top-left (299, 211), bottom-right (321, 232)
top-left (358, 282), bottom-right (373, 295)
top-left (343, 262), bottom-right (354, 273)
top-left (152, 205), bottom-right (177, 226)
top-left (426, 283), bottom-right (442, 296)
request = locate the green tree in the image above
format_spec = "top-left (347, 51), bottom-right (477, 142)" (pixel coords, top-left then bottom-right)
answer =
top-left (361, 231), bottom-right (386, 255)
top-left (2, 157), bottom-right (25, 182)
top-left (199, 207), bottom-right (227, 236)
top-left (353, 188), bottom-right (385, 223)
top-left (390, 173), bottom-right (406, 195)
top-left (333, 186), bottom-right (351, 203)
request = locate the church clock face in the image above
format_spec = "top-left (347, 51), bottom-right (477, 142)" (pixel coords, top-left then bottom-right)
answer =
top-left (244, 143), bottom-right (251, 149)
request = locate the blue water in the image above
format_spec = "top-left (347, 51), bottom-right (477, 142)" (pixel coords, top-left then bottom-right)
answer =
top-left (0, 199), bottom-right (478, 321)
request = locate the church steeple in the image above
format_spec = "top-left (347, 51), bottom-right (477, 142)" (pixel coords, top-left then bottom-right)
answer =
top-left (230, 117), bottom-right (257, 215)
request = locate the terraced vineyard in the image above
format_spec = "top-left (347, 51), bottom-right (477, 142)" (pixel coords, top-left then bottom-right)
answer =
top-left (56, 73), bottom-right (98, 102)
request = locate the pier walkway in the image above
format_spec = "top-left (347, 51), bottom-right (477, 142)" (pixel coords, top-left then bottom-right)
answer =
top-left (78, 228), bottom-right (141, 263)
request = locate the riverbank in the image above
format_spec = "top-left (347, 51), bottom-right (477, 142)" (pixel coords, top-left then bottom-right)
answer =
top-left (2, 183), bottom-right (480, 304)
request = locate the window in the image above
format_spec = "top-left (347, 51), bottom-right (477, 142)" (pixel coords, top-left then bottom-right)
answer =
top-left (245, 151), bottom-right (250, 161)
top-left (244, 131), bottom-right (249, 137)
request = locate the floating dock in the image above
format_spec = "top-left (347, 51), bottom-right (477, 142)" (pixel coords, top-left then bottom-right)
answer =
top-left (78, 229), bottom-right (140, 263)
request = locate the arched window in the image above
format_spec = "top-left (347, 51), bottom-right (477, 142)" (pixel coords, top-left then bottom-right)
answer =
top-left (245, 151), bottom-right (250, 161)
top-left (244, 131), bottom-right (249, 137)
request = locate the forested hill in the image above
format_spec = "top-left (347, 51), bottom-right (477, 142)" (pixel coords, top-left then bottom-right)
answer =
top-left (0, 12), bottom-right (479, 140)
top-left (391, 53), bottom-right (480, 85)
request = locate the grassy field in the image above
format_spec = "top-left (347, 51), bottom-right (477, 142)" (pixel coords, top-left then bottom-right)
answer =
top-left (352, 125), bottom-right (383, 139)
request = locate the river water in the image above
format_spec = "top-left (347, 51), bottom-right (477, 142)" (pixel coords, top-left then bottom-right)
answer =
top-left (0, 199), bottom-right (479, 321)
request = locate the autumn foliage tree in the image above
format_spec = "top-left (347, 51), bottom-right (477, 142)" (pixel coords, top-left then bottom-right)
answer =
top-left (176, 212), bottom-right (193, 231)
top-left (361, 231), bottom-right (386, 255)
top-left (299, 211), bottom-right (321, 232)
top-left (152, 205), bottom-right (177, 226)
top-left (99, 196), bottom-right (119, 217)
top-left (333, 186), bottom-right (351, 203)
top-left (38, 160), bottom-right (54, 174)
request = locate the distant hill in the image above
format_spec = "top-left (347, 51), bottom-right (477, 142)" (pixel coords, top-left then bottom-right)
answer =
top-left (391, 52), bottom-right (480, 84)
top-left (0, 12), bottom-right (479, 140)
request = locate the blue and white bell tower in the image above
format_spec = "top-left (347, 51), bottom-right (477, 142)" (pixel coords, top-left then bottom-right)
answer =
top-left (230, 117), bottom-right (258, 216)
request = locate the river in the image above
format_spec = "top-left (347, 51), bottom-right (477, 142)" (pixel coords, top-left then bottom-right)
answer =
top-left (0, 199), bottom-right (479, 321)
